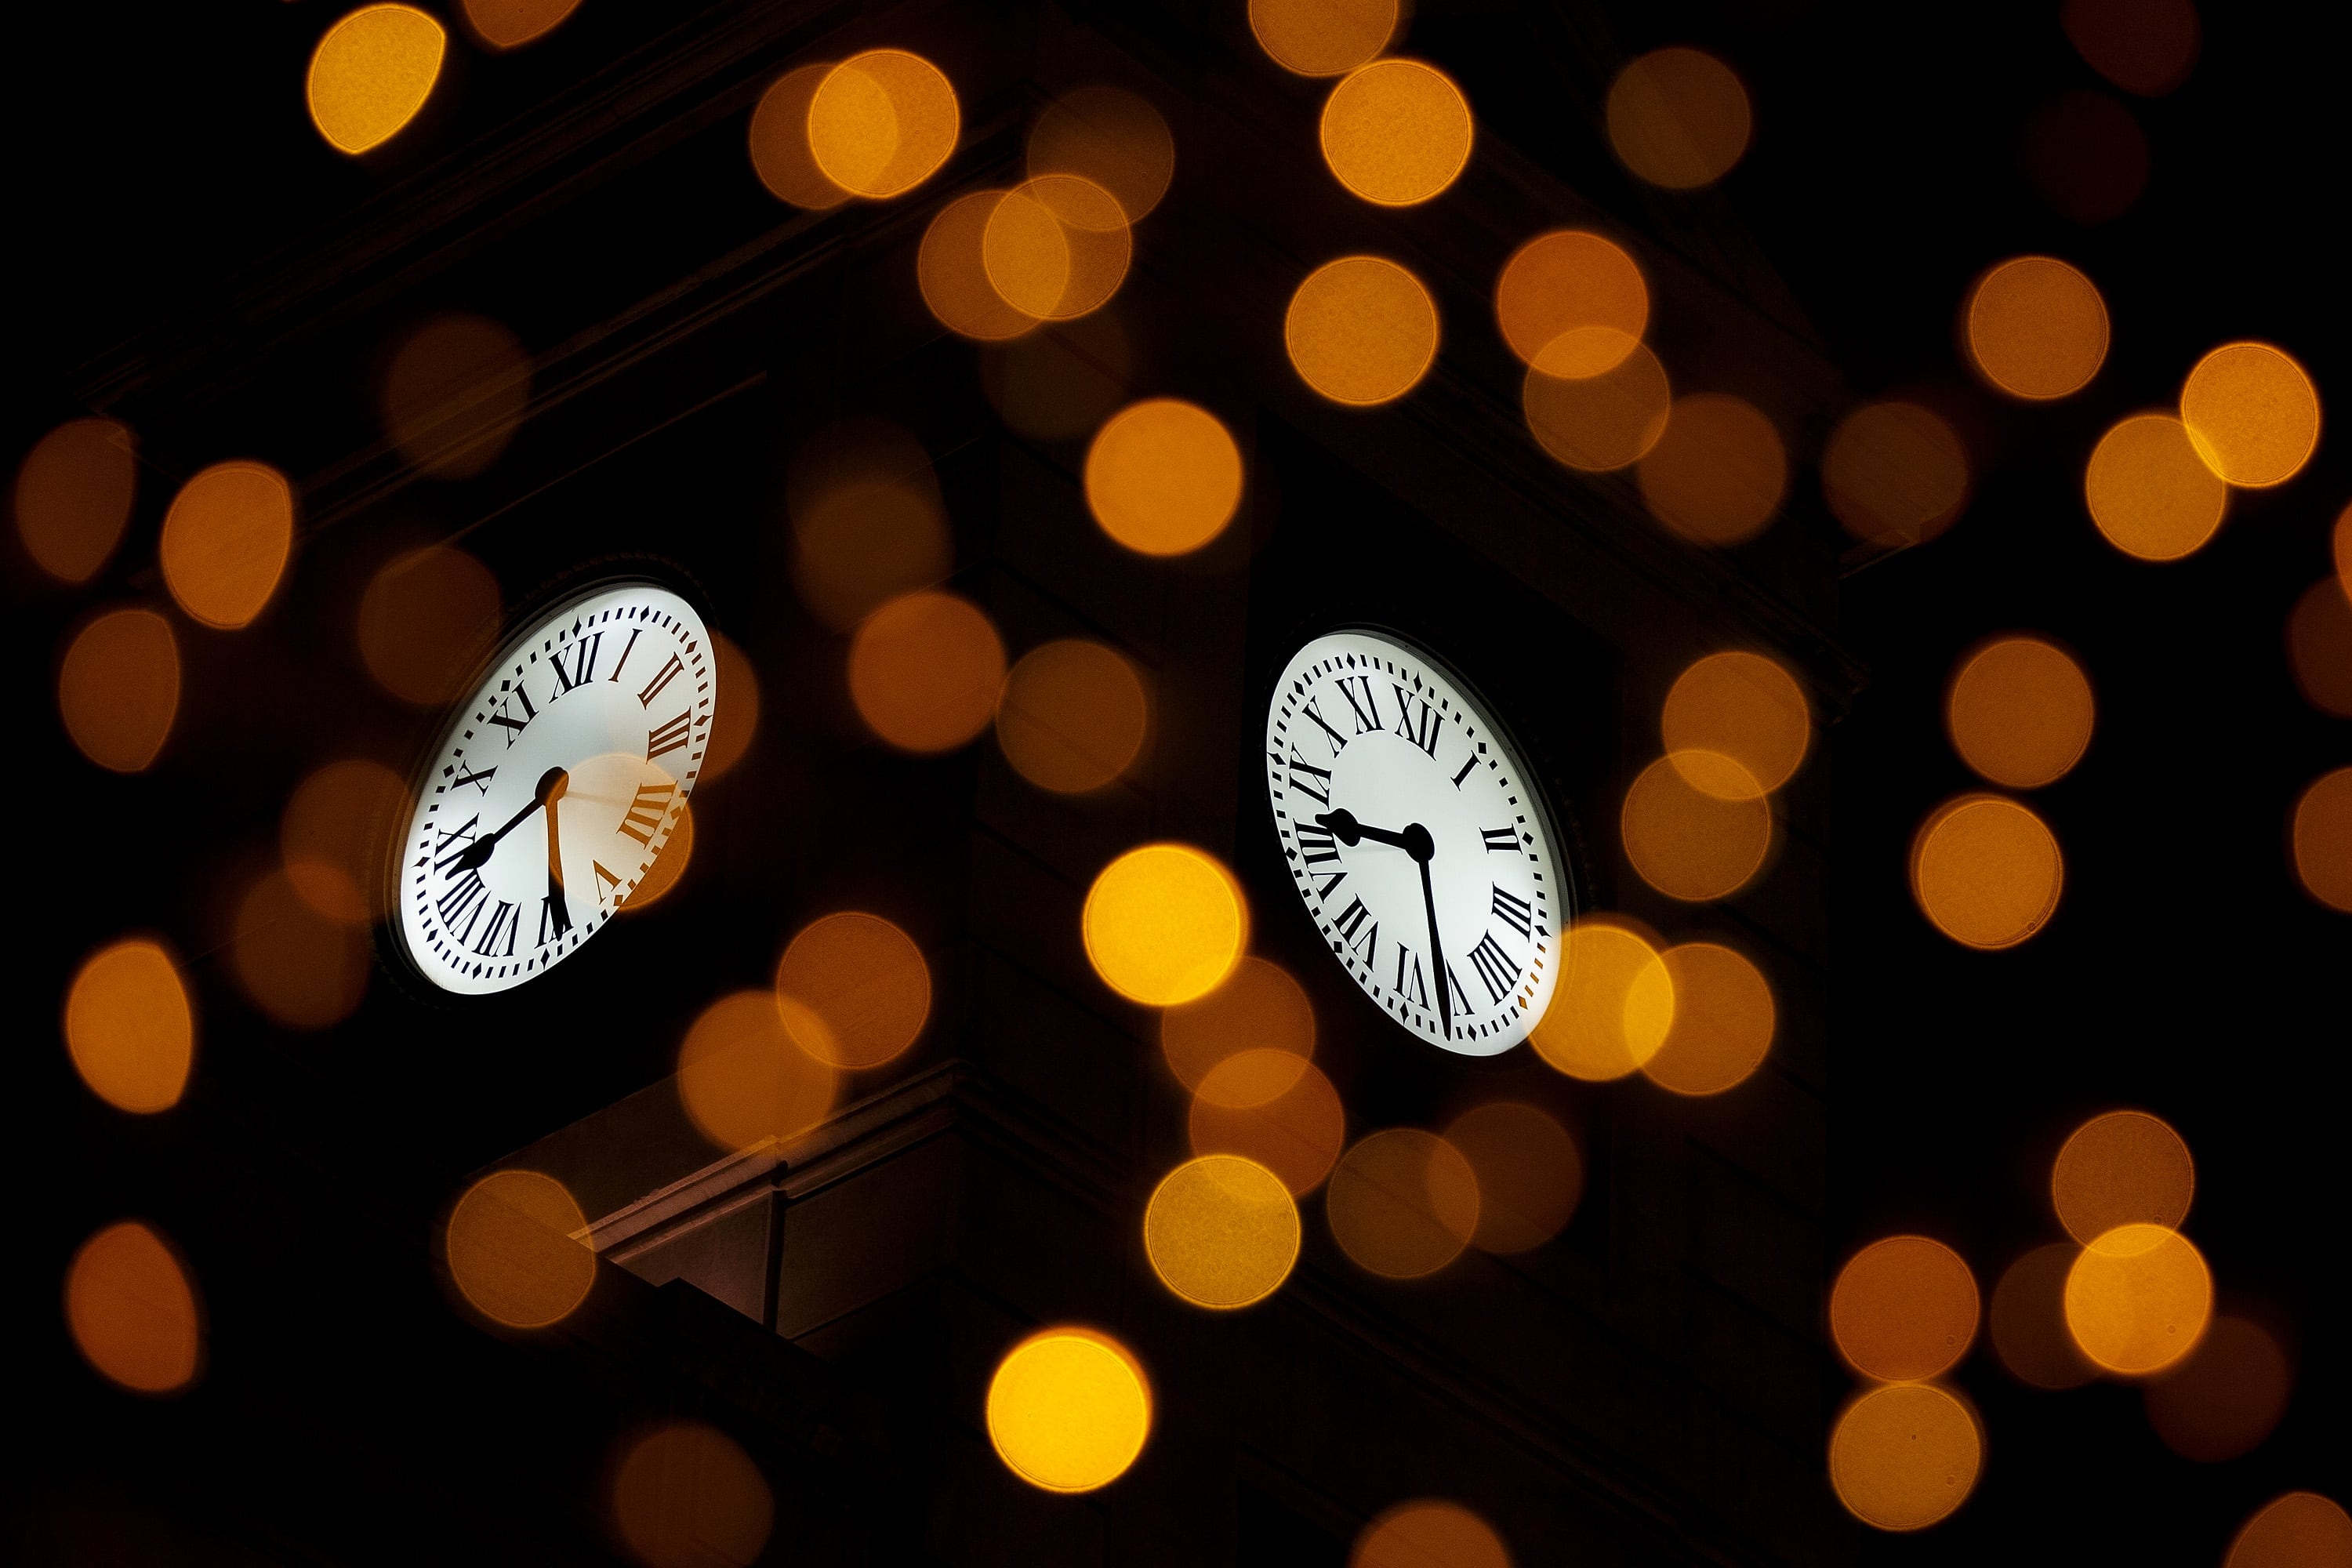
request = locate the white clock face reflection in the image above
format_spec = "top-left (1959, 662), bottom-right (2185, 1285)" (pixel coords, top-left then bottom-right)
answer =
top-left (395, 580), bottom-right (713, 996)
top-left (1265, 630), bottom-right (1570, 1056)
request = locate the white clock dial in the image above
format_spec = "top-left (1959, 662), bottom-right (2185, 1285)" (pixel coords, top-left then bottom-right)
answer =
top-left (394, 580), bottom-right (713, 996)
top-left (1265, 630), bottom-right (1569, 1057)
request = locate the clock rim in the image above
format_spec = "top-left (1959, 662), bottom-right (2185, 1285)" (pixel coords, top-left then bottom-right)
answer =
top-left (379, 569), bottom-right (716, 1000)
top-left (1259, 619), bottom-right (1581, 1055)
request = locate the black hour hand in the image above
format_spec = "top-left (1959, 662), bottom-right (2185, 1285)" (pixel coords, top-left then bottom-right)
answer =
top-left (1316, 810), bottom-right (1433, 862)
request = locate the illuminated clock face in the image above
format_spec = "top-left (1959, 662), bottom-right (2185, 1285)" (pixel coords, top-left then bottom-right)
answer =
top-left (394, 580), bottom-right (713, 996)
top-left (1264, 629), bottom-right (1569, 1056)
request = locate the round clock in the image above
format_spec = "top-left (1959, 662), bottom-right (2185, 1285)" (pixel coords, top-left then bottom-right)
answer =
top-left (1264, 628), bottom-right (1571, 1056)
top-left (392, 578), bottom-right (714, 996)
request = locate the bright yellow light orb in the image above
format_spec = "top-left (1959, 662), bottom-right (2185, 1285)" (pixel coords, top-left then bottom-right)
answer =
top-left (1319, 59), bottom-right (1473, 206)
top-left (307, 5), bottom-right (446, 155)
top-left (1143, 1155), bottom-right (1300, 1308)
top-left (2180, 342), bottom-right (2321, 488)
top-left (1083, 399), bottom-right (1243, 556)
top-left (986, 1327), bottom-right (1152, 1492)
top-left (808, 49), bottom-right (959, 200)
top-left (1286, 256), bottom-right (1439, 405)
top-left (1910, 794), bottom-right (2062, 949)
top-left (2064, 1222), bottom-right (2212, 1375)
top-left (1082, 844), bottom-right (1247, 1006)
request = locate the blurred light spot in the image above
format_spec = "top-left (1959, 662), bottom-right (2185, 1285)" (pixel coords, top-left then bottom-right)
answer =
top-left (2288, 579), bottom-right (2352, 717)
top-left (382, 314), bottom-right (530, 478)
top-left (1828, 1384), bottom-right (1981, 1532)
top-left (1990, 1243), bottom-right (2096, 1390)
top-left (773, 912), bottom-right (929, 1069)
top-left (65, 939), bottom-right (194, 1115)
top-left (677, 990), bottom-right (837, 1152)
top-left (1642, 942), bottom-right (1773, 1095)
top-left (1821, 402), bottom-right (1969, 547)
top-left (1494, 230), bottom-right (1646, 372)
top-left (2227, 1493), bottom-right (2352, 1568)
top-left (1621, 753), bottom-right (1773, 902)
top-left (1084, 398), bottom-right (1243, 555)
top-left (59, 608), bottom-right (179, 772)
top-left (1320, 60), bottom-right (1472, 206)
top-left (2181, 343), bottom-right (2321, 488)
top-left (2021, 89), bottom-right (2147, 224)
top-left (984, 175), bottom-right (1133, 321)
top-left (702, 632), bottom-right (760, 782)
top-left (612, 1421), bottom-right (775, 1568)
top-left (1286, 256), bottom-right (1439, 405)
top-left (1524, 336), bottom-right (1671, 471)
top-left (162, 461), bottom-right (293, 629)
top-left (1328, 1128), bottom-right (1479, 1279)
top-left (461, 0), bottom-right (578, 49)
top-left (789, 422), bottom-right (950, 632)
top-left (307, 5), bottom-right (445, 154)
top-left (996, 638), bottom-right (1149, 792)
top-left (1443, 1102), bottom-right (1579, 1253)
top-left (2147, 1316), bottom-right (2292, 1462)
top-left (848, 590), bottom-right (1005, 753)
top-left (1606, 47), bottom-right (1751, 189)
top-left (1029, 85), bottom-right (1174, 222)
top-left (1083, 843), bottom-right (1247, 1006)
top-left (65, 1220), bottom-right (201, 1395)
top-left (986, 1328), bottom-right (1152, 1492)
top-left (920, 191), bottom-right (1038, 342)
top-left (2053, 1109), bottom-right (2193, 1243)
top-left (281, 758), bottom-right (405, 922)
top-left (2292, 768), bottom-right (2352, 913)
top-left (1353, 1501), bottom-right (1512, 1568)
top-left (1144, 1154), bottom-right (1300, 1308)
top-left (232, 869), bottom-right (368, 1029)
top-left (1831, 1235), bottom-right (1979, 1382)
top-left (615, 797), bottom-right (691, 911)
top-left (1663, 651), bottom-right (1809, 795)
top-left (748, 63), bottom-right (851, 209)
top-left (2085, 412), bottom-right (2227, 560)
top-left (445, 1169), bottom-right (593, 1328)
top-left (2064, 1223), bottom-right (2211, 1375)
top-left (807, 49), bottom-right (958, 200)
top-left (1162, 957), bottom-right (1314, 1093)
top-left (1945, 637), bottom-right (2093, 789)
top-left (1910, 794), bottom-right (2060, 949)
top-left (1965, 256), bottom-right (2108, 401)
top-left (356, 544), bottom-right (502, 705)
top-left (14, 418), bottom-right (135, 583)
top-left (1530, 917), bottom-right (1674, 1080)
top-left (2063, 0), bottom-right (2200, 96)
top-left (1638, 394), bottom-right (1786, 546)
top-left (1190, 1054), bottom-right (1344, 1196)
top-left (1249, 0), bottom-right (1396, 76)
top-left (982, 312), bottom-right (1131, 439)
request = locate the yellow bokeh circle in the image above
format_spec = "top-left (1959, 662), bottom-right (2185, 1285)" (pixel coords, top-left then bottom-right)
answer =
top-left (986, 1327), bottom-right (1152, 1493)
top-left (1143, 1155), bottom-right (1301, 1309)
top-left (307, 5), bottom-right (446, 155)
top-left (2180, 342), bottom-right (2321, 488)
top-left (1319, 59), bottom-right (1473, 206)
top-left (1828, 1383), bottom-right (1982, 1532)
top-left (1082, 844), bottom-right (1247, 1006)
top-left (2063, 1222), bottom-right (2212, 1376)
top-left (1084, 399), bottom-right (1243, 556)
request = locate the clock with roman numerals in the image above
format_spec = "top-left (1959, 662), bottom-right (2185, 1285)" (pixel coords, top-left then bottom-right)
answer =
top-left (1265, 629), bottom-right (1570, 1057)
top-left (392, 579), bottom-right (713, 996)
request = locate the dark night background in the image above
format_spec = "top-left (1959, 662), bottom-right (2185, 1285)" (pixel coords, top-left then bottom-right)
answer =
top-left (8, 2), bottom-right (2344, 1564)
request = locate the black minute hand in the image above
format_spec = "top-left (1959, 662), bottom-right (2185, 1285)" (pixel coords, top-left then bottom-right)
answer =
top-left (455, 766), bottom-right (569, 872)
top-left (1318, 811), bottom-right (1449, 1037)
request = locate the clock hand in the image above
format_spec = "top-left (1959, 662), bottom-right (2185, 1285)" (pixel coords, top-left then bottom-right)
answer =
top-left (1417, 848), bottom-right (1450, 1040)
top-left (455, 767), bottom-right (570, 872)
top-left (1319, 810), bottom-right (1447, 1034)
top-left (542, 771), bottom-right (572, 935)
top-left (1316, 809), bottom-right (1435, 860)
